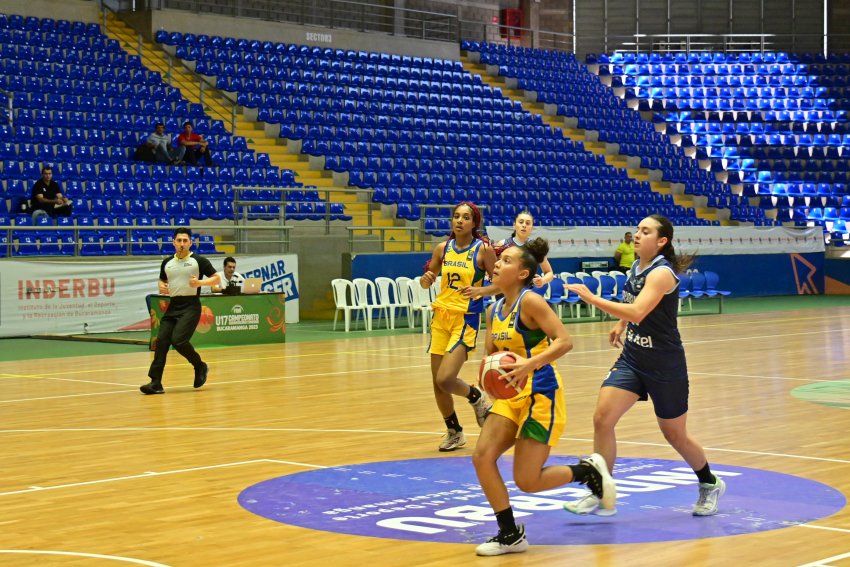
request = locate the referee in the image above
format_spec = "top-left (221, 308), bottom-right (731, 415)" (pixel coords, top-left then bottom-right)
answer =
top-left (141, 227), bottom-right (220, 395)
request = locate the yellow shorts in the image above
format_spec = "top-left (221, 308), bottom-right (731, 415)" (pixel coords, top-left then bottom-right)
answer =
top-left (488, 388), bottom-right (566, 447)
top-left (427, 308), bottom-right (480, 355)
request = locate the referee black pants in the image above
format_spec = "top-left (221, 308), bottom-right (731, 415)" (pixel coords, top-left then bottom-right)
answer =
top-left (148, 297), bottom-right (204, 382)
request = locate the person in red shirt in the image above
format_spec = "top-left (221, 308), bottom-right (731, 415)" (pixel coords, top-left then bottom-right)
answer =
top-left (176, 121), bottom-right (214, 166)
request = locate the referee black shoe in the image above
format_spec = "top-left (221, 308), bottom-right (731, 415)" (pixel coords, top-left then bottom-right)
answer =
top-left (140, 381), bottom-right (164, 395)
top-left (194, 363), bottom-right (208, 389)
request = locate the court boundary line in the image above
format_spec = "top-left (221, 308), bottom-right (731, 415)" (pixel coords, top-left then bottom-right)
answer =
top-left (0, 550), bottom-right (171, 567)
top-left (1, 426), bottom-right (849, 465)
top-left (0, 458), bottom-right (325, 497)
top-left (0, 336), bottom-right (843, 403)
top-left (0, 449), bottom-right (846, 545)
top-left (797, 524), bottom-right (850, 534)
top-left (796, 549), bottom-right (850, 567)
top-left (1, 321), bottom-right (844, 380)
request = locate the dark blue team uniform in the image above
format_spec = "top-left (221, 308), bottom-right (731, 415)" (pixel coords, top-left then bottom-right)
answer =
top-left (603, 255), bottom-right (689, 419)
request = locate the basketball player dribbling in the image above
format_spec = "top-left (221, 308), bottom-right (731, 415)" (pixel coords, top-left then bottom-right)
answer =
top-left (472, 238), bottom-right (615, 556)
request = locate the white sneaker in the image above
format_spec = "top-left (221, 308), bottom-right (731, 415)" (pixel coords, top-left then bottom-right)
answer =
top-left (470, 387), bottom-right (491, 427)
top-left (581, 453), bottom-right (617, 511)
top-left (563, 492), bottom-right (617, 516)
top-left (438, 429), bottom-right (466, 452)
top-left (475, 524), bottom-right (528, 556)
top-left (693, 477), bottom-right (726, 516)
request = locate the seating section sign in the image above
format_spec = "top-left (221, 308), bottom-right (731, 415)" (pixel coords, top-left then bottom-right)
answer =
top-left (0, 254), bottom-right (299, 338)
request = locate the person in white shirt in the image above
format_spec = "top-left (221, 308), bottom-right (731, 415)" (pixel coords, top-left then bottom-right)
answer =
top-left (146, 122), bottom-right (185, 164)
top-left (212, 256), bottom-right (244, 293)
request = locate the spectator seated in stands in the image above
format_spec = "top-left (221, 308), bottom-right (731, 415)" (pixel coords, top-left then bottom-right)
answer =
top-left (177, 121), bottom-right (215, 167)
top-left (31, 165), bottom-right (73, 219)
top-left (146, 122), bottom-right (185, 165)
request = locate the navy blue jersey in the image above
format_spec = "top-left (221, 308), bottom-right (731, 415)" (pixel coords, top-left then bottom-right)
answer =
top-left (620, 256), bottom-right (685, 370)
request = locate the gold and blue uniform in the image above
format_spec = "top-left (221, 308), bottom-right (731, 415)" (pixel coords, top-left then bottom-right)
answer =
top-left (487, 289), bottom-right (566, 446)
top-left (428, 238), bottom-right (486, 355)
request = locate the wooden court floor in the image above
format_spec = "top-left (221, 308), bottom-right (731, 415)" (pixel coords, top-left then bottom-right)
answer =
top-left (1, 305), bottom-right (849, 566)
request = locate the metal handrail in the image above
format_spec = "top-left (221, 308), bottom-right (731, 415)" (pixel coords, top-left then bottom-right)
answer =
top-left (145, 0), bottom-right (458, 43)
top-left (459, 19), bottom-right (576, 53)
top-left (345, 225), bottom-right (425, 253)
top-left (603, 33), bottom-right (850, 56)
top-left (232, 185), bottom-right (374, 236)
top-left (0, 224), bottom-right (292, 257)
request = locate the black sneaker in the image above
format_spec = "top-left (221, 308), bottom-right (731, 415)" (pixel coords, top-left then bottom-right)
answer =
top-left (194, 363), bottom-right (208, 388)
top-left (140, 381), bottom-right (164, 395)
top-left (475, 524), bottom-right (529, 556)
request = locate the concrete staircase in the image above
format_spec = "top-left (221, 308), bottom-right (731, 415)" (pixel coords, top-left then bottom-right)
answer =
top-left (460, 56), bottom-right (733, 226)
top-left (104, 12), bottom-right (414, 252)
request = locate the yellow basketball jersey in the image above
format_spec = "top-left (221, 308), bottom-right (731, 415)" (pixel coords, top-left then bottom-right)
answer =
top-left (433, 238), bottom-right (486, 314)
top-left (488, 289), bottom-right (562, 404)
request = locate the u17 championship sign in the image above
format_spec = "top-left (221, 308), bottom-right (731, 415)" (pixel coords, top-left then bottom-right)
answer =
top-left (0, 254), bottom-right (299, 338)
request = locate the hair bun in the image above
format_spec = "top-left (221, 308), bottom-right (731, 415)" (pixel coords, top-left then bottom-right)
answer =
top-left (524, 237), bottom-right (549, 263)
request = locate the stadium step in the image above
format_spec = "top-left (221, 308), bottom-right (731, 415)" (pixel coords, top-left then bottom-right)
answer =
top-left (213, 235), bottom-right (236, 255)
top-left (105, 12), bottom-right (393, 233)
top-left (103, 14), bottom-right (236, 132)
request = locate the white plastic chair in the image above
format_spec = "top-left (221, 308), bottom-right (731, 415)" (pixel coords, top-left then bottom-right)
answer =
top-left (352, 277), bottom-right (388, 331)
top-left (331, 278), bottom-right (367, 332)
top-left (409, 276), bottom-right (434, 334)
top-left (394, 276), bottom-right (415, 328)
top-left (375, 276), bottom-right (404, 330)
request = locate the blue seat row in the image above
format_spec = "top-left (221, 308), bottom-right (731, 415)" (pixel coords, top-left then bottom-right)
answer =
top-left (162, 30), bottom-right (465, 71)
top-left (0, 13), bottom-right (101, 35)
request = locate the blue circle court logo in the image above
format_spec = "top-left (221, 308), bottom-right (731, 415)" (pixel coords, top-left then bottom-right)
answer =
top-left (238, 456), bottom-right (845, 545)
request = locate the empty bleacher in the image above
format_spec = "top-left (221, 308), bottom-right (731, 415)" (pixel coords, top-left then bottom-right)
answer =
top-left (0, 13), bottom-right (350, 256)
top-left (585, 50), bottom-right (850, 241)
top-left (159, 31), bottom-right (705, 234)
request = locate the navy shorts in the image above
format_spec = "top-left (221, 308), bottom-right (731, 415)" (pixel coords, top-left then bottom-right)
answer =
top-left (602, 357), bottom-right (689, 419)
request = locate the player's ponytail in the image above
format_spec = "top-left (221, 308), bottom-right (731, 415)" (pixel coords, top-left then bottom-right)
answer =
top-left (518, 238), bottom-right (549, 287)
top-left (649, 214), bottom-right (694, 273)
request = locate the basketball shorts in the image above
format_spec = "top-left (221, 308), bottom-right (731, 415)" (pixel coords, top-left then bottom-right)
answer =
top-left (427, 308), bottom-right (480, 355)
top-left (489, 387), bottom-right (566, 447)
top-left (603, 357), bottom-right (689, 419)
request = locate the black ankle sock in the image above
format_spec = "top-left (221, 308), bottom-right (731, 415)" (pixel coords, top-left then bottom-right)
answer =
top-left (444, 412), bottom-right (462, 432)
top-left (695, 462), bottom-right (716, 485)
top-left (495, 507), bottom-right (517, 534)
top-left (466, 385), bottom-right (481, 403)
top-left (569, 462), bottom-right (592, 484)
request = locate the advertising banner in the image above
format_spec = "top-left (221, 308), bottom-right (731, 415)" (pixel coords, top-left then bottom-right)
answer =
top-left (485, 225), bottom-right (825, 257)
top-left (147, 293), bottom-right (286, 349)
top-left (0, 254), bottom-right (299, 338)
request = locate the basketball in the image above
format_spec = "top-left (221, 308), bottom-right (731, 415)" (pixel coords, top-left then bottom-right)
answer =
top-left (478, 352), bottom-right (527, 400)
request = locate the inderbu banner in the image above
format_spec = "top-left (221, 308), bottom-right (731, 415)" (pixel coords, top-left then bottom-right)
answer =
top-left (0, 254), bottom-right (299, 338)
top-left (146, 293), bottom-right (286, 349)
